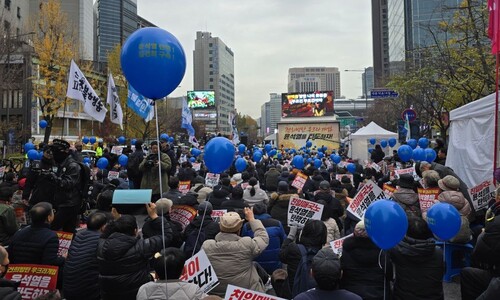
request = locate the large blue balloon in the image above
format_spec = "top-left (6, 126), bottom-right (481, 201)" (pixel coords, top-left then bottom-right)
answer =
top-left (314, 158), bottom-right (322, 169)
top-left (24, 142), bottom-right (35, 153)
top-left (388, 137), bottom-right (397, 147)
top-left (369, 138), bottom-right (376, 145)
top-left (418, 137), bottom-right (429, 149)
top-left (190, 157), bottom-right (196, 163)
top-left (96, 157), bottom-right (109, 170)
top-left (306, 141), bottom-right (312, 148)
top-left (426, 203), bottom-right (461, 241)
top-left (412, 148), bottom-right (426, 161)
top-left (203, 137), bottom-right (235, 174)
top-left (264, 144), bottom-right (272, 153)
top-left (118, 154), bottom-right (128, 167)
top-left (292, 155), bottom-right (304, 169)
top-left (235, 157), bottom-right (247, 172)
top-left (27, 149), bottom-right (38, 160)
top-left (380, 140), bottom-right (388, 148)
top-left (253, 151), bottom-right (263, 163)
top-left (90, 136), bottom-right (97, 144)
top-left (347, 163), bottom-right (356, 173)
top-left (333, 155), bottom-right (341, 164)
top-left (131, 139), bottom-right (137, 146)
top-left (407, 139), bottom-right (418, 149)
top-left (238, 144), bottom-right (246, 154)
top-left (39, 120), bottom-right (48, 129)
top-left (397, 145), bottom-right (413, 162)
top-left (168, 137), bottom-right (174, 143)
top-left (317, 152), bottom-right (324, 159)
top-left (269, 149), bottom-right (277, 157)
top-left (82, 136), bottom-right (89, 144)
top-left (160, 133), bottom-right (169, 141)
top-left (121, 27), bottom-right (186, 99)
top-left (425, 148), bottom-right (437, 163)
top-left (365, 199), bottom-right (409, 249)
top-left (118, 136), bottom-right (126, 145)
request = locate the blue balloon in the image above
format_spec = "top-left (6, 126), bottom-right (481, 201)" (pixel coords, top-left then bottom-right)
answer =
top-left (314, 159), bottom-right (322, 169)
top-left (277, 153), bottom-right (282, 160)
top-left (190, 157), bottom-right (196, 163)
top-left (306, 141), bottom-right (313, 148)
top-left (380, 140), bottom-right (388, 148)
top-left (317, 152), bottom-right (324, 159)
top-left (365, 199), bottom-right (409, 249)
top-left (292, 155), bottom-right (304, 169)
top-left (192, 149), bottom-right (201, 157)
top-left (369, 138), bottom-right (376, 145)
top-left (160, 133), bottom-right (169, 141)
top-left (118, 136), bottom-right (126, 145)
top-left (83, 157), bottom-right (90, 164)
top-left (131, 139), bottom-right (137, 146)
top-left (333, 155), bottom-right (341, 164)
top-left (397, 145), bottom-right (413, 162)
top-left (330, 154), bottom-right (335, 160)
top-left (24, 142), bottom-right (35, 153)
top-left (235, 157), bottom-right (247, 172)
top-left (425, 148), bottom-right (437, 163)
top-left (203, 137), bottom-right (235, 174)
top-left (38, 150), bottom-right (44, 160)
top-left (253, 151), bottom-right (263, 163)
top-left (412, 148), bottom-right (426, 161)
top-left (90, 136), bottom-right (96, 144)
top-left (418, 137), bottom-right (429, 149)
top-left (269, 149), bottom-right (277, 157)
top-left (27, 149), bottom-right (38, 160)
top-left (238, 144), bottom-right (246, 154)
top-left (407, 139), bottom-right (417, 149)
top-left (168, 137), bottom-right (174, 143)
top-left (264, 144), bottom-right (272, 153)
top-left (96, 157), bottom-right (109, 170)
top-left (39, 120), bottom-right (48, 129)
top-left (121, 27), bottom-right (186, 99)
top-left (307, 158), bottom-right (313, 164)
top-left (368, 148), bottom-right (374, 153)
top-left (347, 163), bottom-right (356, 173)
top-left (426, 203), bottom-right (461, 241)
top-left (388, 137), bottom-right (397, 147)
top-left (82, 136), bottom-right (89, 144)
top-left (118, 154), bottom-right (128, 166)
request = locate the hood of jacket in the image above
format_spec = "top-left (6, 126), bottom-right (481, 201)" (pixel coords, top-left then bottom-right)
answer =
top-left (99, 232), bottom-right (138, 260)
top-left (342, 236), bottom-right (381, 265)
top-left (395, 236), bottom-right (436, 257)
top-left (212, 185), bottom-right (231, 198)
top-left (273, 193), bottom-right (295, 208)
top-left (392, 188), bottom-right (419, 205)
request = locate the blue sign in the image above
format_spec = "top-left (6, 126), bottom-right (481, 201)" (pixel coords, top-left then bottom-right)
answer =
top-left (370, 90), bottom-right (399, 98)
top-left (112, 189), bottom-right (152, 204)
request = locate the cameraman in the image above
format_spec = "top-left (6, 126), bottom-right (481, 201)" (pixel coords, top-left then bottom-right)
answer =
top-left (139, 141), bottom-right (171, 202)
top-left (23, 146), bottom-right (57, 207)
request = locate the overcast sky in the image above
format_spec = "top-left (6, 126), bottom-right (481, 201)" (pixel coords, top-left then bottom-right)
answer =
top-left (137, 0), bottom-right (373, 118)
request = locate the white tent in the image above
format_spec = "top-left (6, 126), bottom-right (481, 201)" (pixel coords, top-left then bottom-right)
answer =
top-left (447, 93), bottom-right (498, 188)
top-left (349, 121), bottom-right (398, 161)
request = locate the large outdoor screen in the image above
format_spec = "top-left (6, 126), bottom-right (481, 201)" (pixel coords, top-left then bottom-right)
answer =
top-left (281, 91), bottom-right (334, 118)
top-left (187, 91), bottom-right (216, 109)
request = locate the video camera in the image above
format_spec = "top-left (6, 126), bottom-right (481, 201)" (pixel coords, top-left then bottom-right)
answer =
top-left (145, 154), bottom-right (158, 168)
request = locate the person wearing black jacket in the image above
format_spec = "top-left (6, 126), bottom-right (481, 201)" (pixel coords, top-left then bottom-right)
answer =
top-left (183, 202), bottom-right (220, 257)
top-left (221, 186), bottom-right (246, 218)
top-left (63, 212), bottom-right (109, 300)
top-left (370, 145), bottom-right (385, 164)
top-left (126, 139), bottom-right (145, 189)
top-left (97, 204), bottom-right (173, 300)
top-left (22, 147), bottom-right (56, 206)
top-left (313, 181), bottom-right (344, 231)
top-left (160, 140), bottom-right (178, 178)
top-left (208, 178), bottom-right (232, 210)
top-left (0, 246), bottom-right (21, 300)
top-left (142, 198), bottom-right (184, 248)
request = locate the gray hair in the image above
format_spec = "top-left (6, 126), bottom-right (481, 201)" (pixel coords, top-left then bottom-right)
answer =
top-left (419, 161), bottom-right (432, 173)
top-left (422, 170), bottom-right (440, 188)
top-left (156, 198), bottom-right (173, 215)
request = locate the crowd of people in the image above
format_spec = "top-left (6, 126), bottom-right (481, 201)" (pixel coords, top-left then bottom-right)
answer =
top-left (0, 136), bottom-right (499, 300)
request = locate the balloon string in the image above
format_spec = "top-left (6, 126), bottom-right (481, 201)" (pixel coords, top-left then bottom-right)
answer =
top-left (160, 206), bottom-right (168, 300)
top-left (383, 251), bottom-right (387, 300)
top-left (192, 195), bottom-right (210, 258)
top-left (155, 104), bottom-right (163, 196)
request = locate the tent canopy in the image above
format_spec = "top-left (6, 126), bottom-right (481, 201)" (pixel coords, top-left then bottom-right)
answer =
top-left (350, 122), bottom-right (398, 161)
top-left (351, 121), bottom-right (398, 137)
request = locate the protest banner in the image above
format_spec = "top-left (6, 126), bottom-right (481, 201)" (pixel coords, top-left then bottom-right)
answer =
top-left (330, 234), bottom-right (353, 256)
top-left (179, 249), bottom-right (219, 294)
top-left (417, 188), bottom-right (440, 214)
top-left (170, 205), bottom-right (197, 230)
top-left (346, 180), bottom-right (386, 220)
top-left (394, 167), bottom-right (420, 181)
top-left (468, 180), bottom-right (496, 211)
top-left (110, 146), bottom-right (123, 155)
top-left (287, 197), bottom-right (324, 227)
top-left (107, 171), bottom-right (119, 180)
top-left (291, 172), bottom-right (308, 191)
top-left (179, 181), bottom-right (191, 194)
top-left (383, 184), bottom-right (397, 198)
top-left (224, 284), bottom-right (286, 300)
top-left (370, 162), bottom-right (381, 172)
top-left (55, 231), bottom-right (73, 257)
top-left (211, 209), bottom-right (227, 223)
top-left (336, 174), bottom-right (354, 185)
top-left (5, 264), bottom-right (59, 299)
top-left (205, 173), bottom-right (220, 188)
top-left (193, 163), bottom-right (201, 172)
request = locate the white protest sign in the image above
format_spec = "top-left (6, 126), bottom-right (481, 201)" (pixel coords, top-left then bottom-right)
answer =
top-left (291, 172), bottom-right (308, 190)
top-left (346, 180), bottom-right (386, 220)
top-left (193, 163), bottom-right (201, 171)
top-left (111, 146), bottom-right (123, 155)
top-left (205, 173), bottom-right (220, 187)
top-left (370, 162), bottom-right (381, 172)
top-left (394, 167), bottom-right (420, 181)
top-left (224, 284), bottom-right (286, 300)
top-left (211, 210), bottom-right (227, 223)
top-left (180, 249), bottom-right (219, 294)
top-left (468, 179), bottom-right (496, 211)
top-left (336, 174), bottom-right (354, 185)
top-left (107, 171), bottom-right (119, 180)
top-left (330, 234), bottom-right (353, 256)
top-left (287, 197), bottom-right (324, 227)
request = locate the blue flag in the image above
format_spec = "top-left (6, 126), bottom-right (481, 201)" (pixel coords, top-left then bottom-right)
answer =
top-left (127, 84), bottom-right (154, 121)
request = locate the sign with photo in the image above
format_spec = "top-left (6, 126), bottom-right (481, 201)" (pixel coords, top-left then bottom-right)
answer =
top-left (287, 197), bottom-right (324, 227)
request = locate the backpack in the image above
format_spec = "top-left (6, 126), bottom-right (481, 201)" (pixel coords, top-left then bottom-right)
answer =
top-left (184, 225), bottom-right (206, 258)
top-left (292, 244), bottom-right (318, 297)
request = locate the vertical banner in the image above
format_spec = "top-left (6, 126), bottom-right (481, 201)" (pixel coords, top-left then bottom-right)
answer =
top-left (287, 197), bottom-right (324, 227)
top-left (106, 73), bottom-right (124, 130)
top-left (330, 234), bottom-right (353, 256)
top-left (179, 249), bottom-right (219, 294)
top-left (55, 231), bottom-right (73, 257)
top-left (225, 284), bottom-right (286, 300)
top-left (5, 264), bottom-right (59, 299)
top-left (170, 205), bottom-right (197, 230)
top-left (127, 84), bottom-right (154, 121)
top-left (468, 179), bottom-right (496, 211)
top-left (291, 171), bottom-right (308, 190)
top-left (417, 188), bottom-right (440, 214)
top-left (346, 180), bottom-right (386, 220)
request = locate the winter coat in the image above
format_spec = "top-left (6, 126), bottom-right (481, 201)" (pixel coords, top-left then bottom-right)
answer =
top-left (268, 193), bottom-right (299, 234)
top-left (63, 229), bottom-right (101, 300)
top-left (221, 198), bottom-right (246, 218)
top-left (340, 236), bottom-right (391, 300)
top-left (202, 219), bottom-right (269, 296)
top-left (313, 191), bottom-right (344, 231)
top-left (342, 183), bottom-right (357, 198)
top-left (472, 210), bottom-right (500, 276)
top-left (265, 168), bottom-right (281, 192)
top-left (142, 215), bottom-right (184, 248)
top-left (0, 203), bottom-right (18, 246)
top-left (21, 159), bottom-right (56, 206)
top-left (55, 156), bottom-right (82, 208)
top-left (183, 214), bottom-right (220, 242)
top-left (241, 213), bottom-right (287, 274)
top-left (139, 152), bottom-right (171, 195)
top-left (392, 187), bottom-right (421, 218)
top-left (243, 185), bottom-right (269, 207)
top-left (136, 280), bottom-right (206, 300)
top-left (294, 288), bottom-right (363, 300)
top-left (0, 279), bottom-right (21, 300)
top-left (8, 223), bottom-right (64, 266)
top-left (436, 190), bottom-right (472, 243)
top-left (96, 218), bottom-right (173, 300)
top-left (371, 149), bottom-right (385, 164)
top-left (323, 218), bottom-right (340, 244)
top-left (208, 185), bottom-right (232, 210)
top-left (161, 189), bottom-right (183, 204)
top-left (389, 237), bottom-right (444, 300)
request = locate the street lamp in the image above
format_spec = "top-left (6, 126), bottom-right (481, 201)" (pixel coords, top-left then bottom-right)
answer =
top-left (345, 68), bottom-right (368, 116)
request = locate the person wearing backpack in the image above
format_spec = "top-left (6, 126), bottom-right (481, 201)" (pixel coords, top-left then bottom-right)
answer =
top-left (183, 201), bottom-right (220, 257)
top-left (279, 220), bottom-right (327, 299)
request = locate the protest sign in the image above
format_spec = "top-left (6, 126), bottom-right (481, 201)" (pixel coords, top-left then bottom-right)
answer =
top-left (394, 167), bottom-right (420, 181)
top-left (346, 180), bottom-right (386, 220)
top-left (370, 162), bottom-right (381, 172)
top-left (110, 146), bottom-right (123, 155)
top-left (211, 210), bottom-right (227, 223)
top-left (225, 284), bottom-right (286, 300)
top-left (112, 189), bottom-right (152, 204)
top-left (205, 173), bottom-right (220, 188)
top-left (336, 174), bottom-right (354, 185)
top-left (383, 184), bottom-right (397, 198)
top-left (107, 171), bottom-right (119, 180)
top-left (468, 180), bottom-right (496, 211)
top-left (291, 172), bottom-right (308, 190)
top-left (170, 205), bottom-right (197, 230)
top-left (55, 231), bottom-right (73, 257)
top-left (193, 163), bottom-right (201, 171)
top-left (417, 188), bottom-right (440, 214)
top-left (330, 234), bottom-right (353, 256)
top-left (287, 197), bottom-right (324, 227)
top-left (5, 264), bottom-right (59, 299)
top-left (179, 181), bottom-right (191, 194)
top-left (180, 249), bottom-right (219, 294)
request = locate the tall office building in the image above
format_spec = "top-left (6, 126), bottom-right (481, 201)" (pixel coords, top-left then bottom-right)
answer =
top-left (95, 0), bottom-right (138, 63)
top-left (260, 93), bottom-right (281, 136)
top-left (362, 67), bottom-right (375, 98)
top-left (4, 1), bottom-right (29, 36)
top-left (288, 67), bottom-right (341, 98)
top-left (371, 0), bottom-right (390, 87)
top-left (193, 31), bottom-right (235, 134)
top-left (60, 0), bottom-right (94, 60)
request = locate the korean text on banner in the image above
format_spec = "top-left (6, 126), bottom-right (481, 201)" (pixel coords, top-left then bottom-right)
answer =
top-left (5, 264), bottom-right (59, 299)
top-left (211, 210), bottom-right (227, 223)
top-left (417, 188), bottom-right (440, 214)
top-left (224, 284), bottom-right (286, 300)
top-left (179, 249), bottom-right (219, 294)
top-left (287, 197), bottom-right (324, 227)
top-left (468, 180), bottom-right (496, 211)
top-left (330, 234), bottom-right (353, 256)
top-left (170, 205), bottom-right (197, 230)
top-left (347, 180), bottom-right (386, 220)
top-left (106, 73), bottom-right (124, 130)
top-left (179, 181), bottom-right (191, 194)
top-left (205, 173), bottom-right (220, 188)
top-left (291, 172), bottom-right (308, 191)
top-left (394, 167), bottom-right (419, 181)
top-left (55, 231), bottom-right (73, 257)
top-left (383, 184), bottom-right (397, 198)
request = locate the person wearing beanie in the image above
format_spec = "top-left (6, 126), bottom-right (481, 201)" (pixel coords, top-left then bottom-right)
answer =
top-left (340, 221), bottom-right (391, 299)
top-left (183, 201), bottom-right (220, 257)
top-left (392, 174), bottom-right (421, 218)
top-left (314, 181), bottom-right (344, 232)
top-left (341, 175), bottom-right (357, 198)
top-left (202, 208), bottom-right (269, 296)
top-left (265, 165), bottom-right (281, 192)
top-left (243, 177), bottom-right (269, 207)
top-left (269, 181), bottom-right (298, 234)
top-left (221, 186), bottom-right (246, 218)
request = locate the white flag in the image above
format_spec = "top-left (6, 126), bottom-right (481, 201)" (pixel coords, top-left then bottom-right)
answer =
top-left (229, 111), bottom-right (239, 145)
top-left (145, 100), bottom-right (155, 122)
top-left (66, 60), bottom-right (107, 122)
top-left (106, 73), bottom-right (123, 130)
